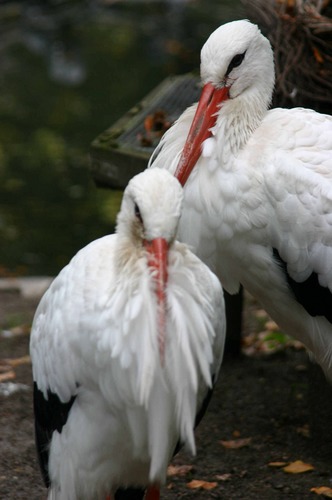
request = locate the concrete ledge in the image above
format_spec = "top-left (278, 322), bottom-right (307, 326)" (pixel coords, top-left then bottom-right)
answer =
top-left (0, 277), bottom-right (53, 300)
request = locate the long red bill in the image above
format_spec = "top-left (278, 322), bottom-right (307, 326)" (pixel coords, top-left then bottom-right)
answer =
top-left (145, 485), bottom-right (160, 500)
top-left (174, 83), bottom-right (229, 187)
top-left (144, 237), bottom-right (168, 364)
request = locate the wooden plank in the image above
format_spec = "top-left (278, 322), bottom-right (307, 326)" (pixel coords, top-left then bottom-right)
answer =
top-left (90, 74), bottom-right (200, 189)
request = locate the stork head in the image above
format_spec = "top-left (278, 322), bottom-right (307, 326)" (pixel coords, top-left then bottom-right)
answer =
top-left (116, 168), bottom-right (183, 362)
top-left (174, 19), bottom-right (275, 186)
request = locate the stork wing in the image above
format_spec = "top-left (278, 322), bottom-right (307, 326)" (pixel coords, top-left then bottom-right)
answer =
top-left (248, 108), bottom-right (332, 323)
top-left (30, 235), bottom-right (120, 485)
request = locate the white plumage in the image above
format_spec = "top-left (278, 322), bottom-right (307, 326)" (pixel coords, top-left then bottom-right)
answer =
top-left (30, 168), bottom-right (225, 500)
top-left (149, 20), bottom-right (332, 380)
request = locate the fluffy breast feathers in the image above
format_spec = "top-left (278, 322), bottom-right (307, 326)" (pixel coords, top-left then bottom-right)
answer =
top-left (30, 234), bottom-right (225, 481)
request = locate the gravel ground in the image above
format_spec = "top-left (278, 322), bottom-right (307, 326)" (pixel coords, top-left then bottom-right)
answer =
top-left (1, 286), bottom-right (332, 500)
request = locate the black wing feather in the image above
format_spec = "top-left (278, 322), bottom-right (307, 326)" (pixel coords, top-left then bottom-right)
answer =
top-left (33, 382), bottom-right (76, 487)
top-left (273, 248), bottom-right (332, 323)
top-left (114, 488), bottom-right (146, 500)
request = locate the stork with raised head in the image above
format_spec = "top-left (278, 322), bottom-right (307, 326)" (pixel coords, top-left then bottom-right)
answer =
top-left (149, 20), bottom-right (332, 380)
top-left (30, 168), bottom-right (225, 500)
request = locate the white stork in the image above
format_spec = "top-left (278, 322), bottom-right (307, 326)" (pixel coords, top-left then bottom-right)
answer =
top-left (149, 20), bottom-right (332, 381)
top-left (30, 168), bottom-right (225, 500)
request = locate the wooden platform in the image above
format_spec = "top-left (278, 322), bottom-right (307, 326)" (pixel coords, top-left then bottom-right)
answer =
top-left (90, 73), bottom-right (200, 190)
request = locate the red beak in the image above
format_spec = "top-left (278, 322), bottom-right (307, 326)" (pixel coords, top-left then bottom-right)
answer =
top-left (144, 237), bottom-right (169, 364)
top-left (174, 83), bottom-right (229, 186)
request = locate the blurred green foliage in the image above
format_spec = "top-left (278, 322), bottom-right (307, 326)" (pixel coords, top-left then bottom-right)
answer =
top-left (0, 0), bottom-right (241, 276)
top-left (0, 18), bottom-right (161, 275)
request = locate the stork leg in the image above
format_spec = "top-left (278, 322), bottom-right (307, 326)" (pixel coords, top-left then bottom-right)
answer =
top-left (145, 485), bottom-right (160, 500)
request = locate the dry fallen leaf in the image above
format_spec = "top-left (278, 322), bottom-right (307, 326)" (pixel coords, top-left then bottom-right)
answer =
top-left (265, 320), bottom-right (279, 331)
top-left (296, 424), bottom-right (310, 438)
top-left (1, 325), bottom-right (30, 338)
top-left (268, 461), bottom-right (288, 468)
top-left (215, 473), bottom-right (231, 481)
top-left (0, 361), bottom-right (12, 373)
top-left (187, 480), bottom-right (218, 490)
top-left (219, 437), bottom-right (252, 449)
top-left (283, 460), bottom-right (314, 474)
top-left (311, 486), bottom-right (332, 497)
top-left (0, 370), bottom-right (16, 383)
top-left (5, 355), bottom-right (31, 367)
top-left (313, 46), bottom-right (324, 64)
top-left (167, 464), bottom-right (193, 477)
top-left (254, 309), bottom-right (269, 319)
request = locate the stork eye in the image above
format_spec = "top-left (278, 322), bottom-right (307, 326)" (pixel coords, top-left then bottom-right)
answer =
top-left (134, 203), bottom-right (143, 223)
top-left (225, 51), bottom-right (246, 77)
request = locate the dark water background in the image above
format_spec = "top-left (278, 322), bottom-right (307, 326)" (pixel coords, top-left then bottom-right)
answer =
top-left (0, 0), bottom-right (242, 276)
